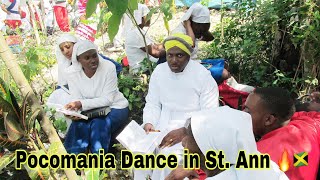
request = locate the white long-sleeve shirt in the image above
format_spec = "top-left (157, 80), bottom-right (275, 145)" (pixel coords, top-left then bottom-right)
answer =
top-left (66, 59), bottom-right (128, 111)
top-left (143, 60), bottom-right (219, 130)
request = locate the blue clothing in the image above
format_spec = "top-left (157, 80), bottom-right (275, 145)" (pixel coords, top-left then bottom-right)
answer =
top-left (64, 107), bottom-right (129, 154)
top-left (99, 54), bottom-right (122, 75)
top-left (201, 59), bottom-right (225, 81)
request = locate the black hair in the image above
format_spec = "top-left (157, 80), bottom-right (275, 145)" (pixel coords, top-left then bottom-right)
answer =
top-left (254, 87), bottom-right (296, 122)
top-left (295, 102), bottom-right (310, 112)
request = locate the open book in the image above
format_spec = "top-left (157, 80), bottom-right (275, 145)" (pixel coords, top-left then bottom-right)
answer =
top-left (116, 120), bottom-right (168, 154)
top-left (56, 107), bottom-right (88, 120)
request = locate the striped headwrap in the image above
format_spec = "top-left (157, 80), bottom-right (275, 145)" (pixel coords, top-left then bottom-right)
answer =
top-left (163, 33), bottom-right (194, 55)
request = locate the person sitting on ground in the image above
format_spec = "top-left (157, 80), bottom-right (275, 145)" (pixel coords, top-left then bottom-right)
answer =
top-left (136, 33), bottom-right (219, 180)
top-left (55, 33), bottom-right (78, 88)
top-left (46, 34), bottom-right (78, 133)
top-left (63, 40), bottom-right (129, 154)
top-left (166, 106), bottom-right (288, 180)
top-left (124, 3), bottom-right (166, 73)
top-left (1, 0), bottom-right (22, 32)
top-left (171, 2), bottom-right (214, 61)
top-left (243, 87), bottom-right (320, 180)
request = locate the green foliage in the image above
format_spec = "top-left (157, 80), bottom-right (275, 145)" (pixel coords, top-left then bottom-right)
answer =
top-left (0, 153), bottom-right (15, 173)
top-left (160, 0), bottom-right (174, 34)
top-left (23, 150), bottom-right (50, 180)
top-left (118, 74), bottom-right (147, 110)
top-left (202, 0), bottom-right (319, 93)
top-left (19, 44), bottom-right (55, 83)
top-left (85, 168), bottom-right (100, 180)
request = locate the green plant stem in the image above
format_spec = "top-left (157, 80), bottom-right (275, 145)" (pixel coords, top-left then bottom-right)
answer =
top-left (126, 9), bottom-right (153, 74)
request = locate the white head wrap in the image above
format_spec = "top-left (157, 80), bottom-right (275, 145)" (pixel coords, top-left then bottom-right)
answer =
top-left (56, 34), bottom-right (78, 63)
top-left (133, 3), bottom-right (150, 25)
top-left (55, 33), bottom-right (78, 85)
top-left (67, 40), bottom-right (98, 73)
top-left (191, 106), bottom-right (257, 163)
top-left (181, 2), bottom-right (210, 23)
top-left (191, 106), bottom-right (289, 180)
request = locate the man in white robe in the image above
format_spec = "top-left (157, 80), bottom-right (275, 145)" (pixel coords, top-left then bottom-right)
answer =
top-left (136, 33), bottom-right (219, 180)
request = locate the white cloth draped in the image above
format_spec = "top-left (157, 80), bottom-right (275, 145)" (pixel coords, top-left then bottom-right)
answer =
top-left (55, 34), bottom-right (78, 86)
top-left (138, 60), bottom-right (219, 180)
top-left (191, 106), bottom-right (289, 180)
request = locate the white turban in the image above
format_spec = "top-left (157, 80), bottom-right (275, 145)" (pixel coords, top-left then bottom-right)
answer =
top-left (181, 2), bottom-right (210, 23)
top-left (67, 40), bottom-right (99, 73)
top-left (191, 106), bottom-right (289, 180)
top-left (55, 33), bottom-right (78, 86)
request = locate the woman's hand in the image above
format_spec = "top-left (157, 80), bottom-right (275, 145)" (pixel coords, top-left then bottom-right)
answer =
top-left (65, 115), bottom-right (82, 121)
top-left (165, 166), bottom-right (199, 180)
top-left (65, 101), bottom-right (82, 111)
top-left (159, 127), bottom-right (187, 149)
top-left (143, 123), bottom-right (155, 134)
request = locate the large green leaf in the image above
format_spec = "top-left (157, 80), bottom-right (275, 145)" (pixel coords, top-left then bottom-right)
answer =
top-left (0, 95), bottom-right (19, 121)
top-left (0, 78), bottom-right (20, 119)
top-left (86, 0), bottom-right (101, 18)
top-left (107, 15), bottom-right (123, 42)
top-left (128, 0), bottom-right (138, 11)
top-left (0, 134), bottom-right (28, 150)
top-left (0, 153), bottom-right (15, 173)
top-left (105, 0), bottom-right (129, 41)
top-left (105, 0), bottom-right (128, 15)
top-left (3, 112), bottom-right (24, 141)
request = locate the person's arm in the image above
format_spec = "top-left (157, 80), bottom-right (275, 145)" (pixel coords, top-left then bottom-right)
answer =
top-left (79, 64), bottom-right (119, 111)
top-left (140, 43), bottom-right (166, 58)
top-left (143, 68), bottom-right (161, 130)
top-left (200, 70), bottom-right (219, 109)
top-left (1, 4), bottom-right (10, 14)
top-left (184, 20), bottom-right (195, 47)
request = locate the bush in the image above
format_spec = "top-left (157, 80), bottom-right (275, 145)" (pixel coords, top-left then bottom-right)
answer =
top-left (201, 0), bottom-right (319, 94)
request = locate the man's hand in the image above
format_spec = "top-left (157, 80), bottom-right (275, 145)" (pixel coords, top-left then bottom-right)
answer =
top-left (144, 123), bottom-right (155, 134)
top-left (159, 127), bottom-right (187, 148)
top-left (65, 101), bottom-right (82, 111)
top-left (165, 167), bottom-right (199, 180)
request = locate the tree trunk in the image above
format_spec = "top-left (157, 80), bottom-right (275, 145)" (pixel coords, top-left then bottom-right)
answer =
top-left (27, 2), bottom-right (41, 45)
top-left (0, 32), bottom-right (78, 179)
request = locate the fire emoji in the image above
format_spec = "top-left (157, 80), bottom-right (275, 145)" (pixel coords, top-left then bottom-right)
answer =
top-left (278, 149), bottom-right (290, 172)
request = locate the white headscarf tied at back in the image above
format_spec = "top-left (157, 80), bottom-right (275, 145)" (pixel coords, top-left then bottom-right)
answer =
top-left (181, 2), bottom-right (210, 23)
top-left (56, 33), bottom-right (78, 86)
top-left (56, 33), bottom-right (78, 63)
top-left (191, 106), bottom-right (289, 180)
top-left (133, 3), bottom-right (150, 25)
top-left (67, 40), bottom-right (98, 73)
